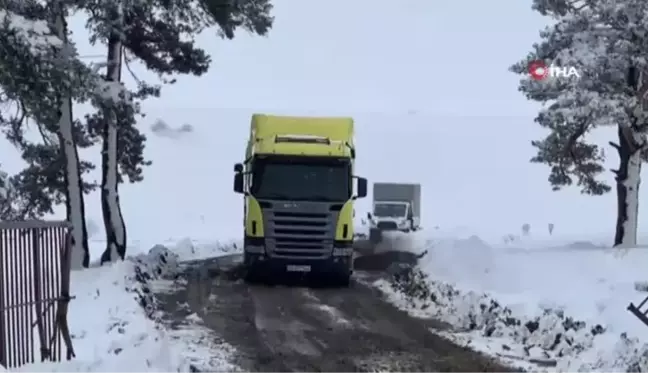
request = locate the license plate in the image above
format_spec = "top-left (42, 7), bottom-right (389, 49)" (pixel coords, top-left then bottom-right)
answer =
top-left (286, 265), bottom-right (311, 272)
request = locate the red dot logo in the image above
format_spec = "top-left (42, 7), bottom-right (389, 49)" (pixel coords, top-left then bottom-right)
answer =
top-left (528, 60), bottom-right (548, 80)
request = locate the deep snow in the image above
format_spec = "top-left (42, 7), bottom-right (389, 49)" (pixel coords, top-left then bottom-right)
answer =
top-left (6, 241), bottom-right (241, 372)
top-left (373, 230), bottom-right (648, 372)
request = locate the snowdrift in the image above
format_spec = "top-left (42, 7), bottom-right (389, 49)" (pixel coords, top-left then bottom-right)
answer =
top-left (375, 236), bottom-right (648, 372)
top-left (13, 242), bottom-right (236, 372)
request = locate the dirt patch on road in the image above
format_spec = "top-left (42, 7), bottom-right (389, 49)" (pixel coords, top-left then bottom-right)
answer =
top-left (154, 255), bottom-right (517, 372)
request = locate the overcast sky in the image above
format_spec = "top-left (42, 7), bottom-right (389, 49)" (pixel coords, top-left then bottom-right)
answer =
top-left (70, 0), bottom-right (548, 116)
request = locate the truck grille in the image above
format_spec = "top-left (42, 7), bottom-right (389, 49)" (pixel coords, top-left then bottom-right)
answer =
top-left (270, 211), bottom-right (330, 258)
top-left (377, 221), bottom-right (398, 230)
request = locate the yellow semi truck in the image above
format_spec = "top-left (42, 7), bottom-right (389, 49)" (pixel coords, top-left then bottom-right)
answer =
top-left (233, 114), bottom-right (368, 286)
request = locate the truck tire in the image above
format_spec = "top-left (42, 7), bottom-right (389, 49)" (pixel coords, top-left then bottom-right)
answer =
top-left (369, 228), bottom-right (382, 244)
top-left (244, 262), bottom-right (268, 284)
top-left (244, 269), bottom-right (263, 284)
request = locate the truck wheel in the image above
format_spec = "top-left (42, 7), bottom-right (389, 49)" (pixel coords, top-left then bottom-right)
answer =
top-left (244, 270), bottom-right (260, 284)
top-left (369, 228), bottom-right (382, 244)
top-left (244, 265), bottom-right (267, 284)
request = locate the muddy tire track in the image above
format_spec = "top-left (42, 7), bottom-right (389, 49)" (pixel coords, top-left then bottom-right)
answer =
top-left (155, 256), bottom-right (515, 372)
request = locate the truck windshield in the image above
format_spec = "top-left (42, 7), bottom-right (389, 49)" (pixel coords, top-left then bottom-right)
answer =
top-left (374, 204), bottom-right (407, 217)
top-left (251, 158), bottom-right (351, 202)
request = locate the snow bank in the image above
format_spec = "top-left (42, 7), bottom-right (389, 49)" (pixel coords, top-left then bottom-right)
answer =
top-left (376, 268), bottom-right (606, 370)
top-left (375, 238), bottom-right (648, 372)
top-left (3, 241), bottom-right (173, 373)
top-left (14, 245), bottom-right (181, 371)
top-left (129, 245), bottom-right (181, 315)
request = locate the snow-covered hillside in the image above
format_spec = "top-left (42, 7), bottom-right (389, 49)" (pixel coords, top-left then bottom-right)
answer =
top-left (80, 109), bottom-right (625, 248)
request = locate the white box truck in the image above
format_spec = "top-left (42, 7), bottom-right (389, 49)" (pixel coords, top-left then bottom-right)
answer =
top-left (369, 183), bottom-right (421, 233)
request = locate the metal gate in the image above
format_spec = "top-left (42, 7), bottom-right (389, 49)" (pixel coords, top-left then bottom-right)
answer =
top-left (0, 220), bottom-right (75, 368)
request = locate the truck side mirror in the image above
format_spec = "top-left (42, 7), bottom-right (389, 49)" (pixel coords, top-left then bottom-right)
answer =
top-left (367, 212), bottom-right (372, 220)
top-left (356, 177), bottom-right (367, 198)
top-left (233, 173), bottom-right (244, 193)
top-left (234, 163), bottom-right (243, 173)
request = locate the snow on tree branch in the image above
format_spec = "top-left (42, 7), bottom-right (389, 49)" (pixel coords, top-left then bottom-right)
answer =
top-left (516, 0), bottom-right (648, 246)
top-left (0, 9), bottom-right (62, 52)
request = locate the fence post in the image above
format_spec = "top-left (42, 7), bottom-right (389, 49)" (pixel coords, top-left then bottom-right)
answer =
top-left (0, 227), bottom-right (6, 368)
top-left (56, 229), bottom-right (75, 359)
top-left (31, 228), bottom-right (48, 361)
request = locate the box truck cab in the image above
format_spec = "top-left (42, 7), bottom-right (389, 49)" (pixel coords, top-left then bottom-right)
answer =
top-left (369, 183), bottom-right (421, 233)
top-left (372, 201), bottom-right (417, 232)
top-left (233, 114), bottom-right (368, 286)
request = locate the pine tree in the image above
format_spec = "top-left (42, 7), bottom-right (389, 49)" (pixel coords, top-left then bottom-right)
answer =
top-left (0, 1), bottom-right (100, 267)
top-left (76, 0), bottom-right (273, 263)
top-left (510, 0), bottom-right (648, 247)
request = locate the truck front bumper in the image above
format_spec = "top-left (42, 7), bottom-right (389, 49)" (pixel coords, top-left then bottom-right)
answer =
top-left (244, 253), bottom-right (353, 276)
top-left (243, 237), bottom-right (354, 274)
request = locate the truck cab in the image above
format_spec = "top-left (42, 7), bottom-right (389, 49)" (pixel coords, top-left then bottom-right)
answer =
top-left (368, 182), bottom-right (422, 238)
top-left (233, 114), bottom-right (367, 286)
top-left (370, 201), bottom-right (417, 232)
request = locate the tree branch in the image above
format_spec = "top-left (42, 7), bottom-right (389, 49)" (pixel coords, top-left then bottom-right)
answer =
top-left (619, 123), bottom-right (642, 153)
top-left (563, 119), bottom-right (589, 160)
top-left (122, 49), bottom-right (142, 85)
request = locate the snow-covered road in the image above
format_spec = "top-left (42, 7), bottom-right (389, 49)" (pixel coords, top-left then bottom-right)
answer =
top-left (151, 251), bottom-right (511, 372)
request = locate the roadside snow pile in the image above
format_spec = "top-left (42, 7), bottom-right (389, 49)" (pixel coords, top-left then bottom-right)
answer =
top-left (376, 264), bottom-right (648, 372)
top-left (0, 241), bottom-right (238, 371)
top-left (127, 244), bottom-right (240, 372)
top-left (15, 245), bottom-right (187, 372)
top-left (129, 244), bottom-right (180, 316)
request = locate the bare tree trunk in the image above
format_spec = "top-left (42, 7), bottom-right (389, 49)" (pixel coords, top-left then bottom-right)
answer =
top-left (52, 1), bottom-right (90, 269)
top-left (613, 125), bottom-right (642, 248)
top-left (100, 3), bottom-right (127, 264)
